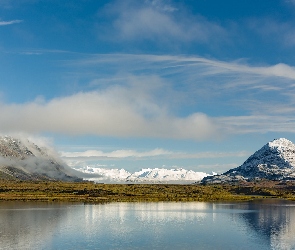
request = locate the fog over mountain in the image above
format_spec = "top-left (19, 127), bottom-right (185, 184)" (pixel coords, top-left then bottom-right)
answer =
top-left (0, 135), bottom-right (213, 183)
top-left (0, 136), bottom-right (82, 181)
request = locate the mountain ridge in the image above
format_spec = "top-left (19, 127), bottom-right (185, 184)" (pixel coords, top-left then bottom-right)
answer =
top-left (76, 166), bottom-right (212, 183)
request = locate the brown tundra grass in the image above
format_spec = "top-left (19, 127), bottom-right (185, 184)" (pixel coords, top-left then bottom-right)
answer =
top-left (0, 180), bottom-right (295, 203)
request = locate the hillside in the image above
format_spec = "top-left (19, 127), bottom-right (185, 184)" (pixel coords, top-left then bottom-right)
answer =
top-left (202, 138), bottom-right (295, 184)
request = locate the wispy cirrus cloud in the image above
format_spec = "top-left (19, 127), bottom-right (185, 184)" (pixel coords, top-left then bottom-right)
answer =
top-left (64, 53), bottom-right (295, 135)
top-left (6, 51), bottom-right (295, 137)
top-left (99, 0), bottom-right (226, 44)
top-left (64, 53), bottom-right (295, 109)
top-left (216, 115), bottom-right (295, 134)
top-left (0, 19), bottom-right (22, 26)
top-left (247, 18), bottom-right (295, 47)
top-left (68, 53), bottom-right (295, 80)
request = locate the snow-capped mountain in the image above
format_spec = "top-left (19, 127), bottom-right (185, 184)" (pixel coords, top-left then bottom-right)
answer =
top-left (127, 168), bottom-right (210, 183)
top-left (0, 136), bottom-right (82, 181)
top-left (76, 166), bottom-right (211, 183)
top-left (202, 138), bottom-right (295, 183)
top-left (81, 167), bottom-right (131, 182)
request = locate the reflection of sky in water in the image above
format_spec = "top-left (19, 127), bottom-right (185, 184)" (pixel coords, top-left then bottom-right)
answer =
top-left (0, 202), bottom-right (72, 249)
top-left (0, 200), bottom-right (295, 249)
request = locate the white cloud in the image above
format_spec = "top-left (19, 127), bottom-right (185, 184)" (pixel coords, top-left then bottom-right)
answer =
top-left (60, 148), bottom-right (249, 160)
top-left (71, 53), bottom-right (295, 81)
top-left (7, 52), bottom-right (295, 137)
top-left (66, 53), bottom-right (295, 113)
top-left (61, 148), bottom-right (171, 159)
top-left (0, 84), bottom-right (217, 140)
top-left (0, 19), bottom-right (22, 26)
top-left (166, 56), bottom-right (295, 80)
top-left (100, 0), bottom-right (226, 44)
top-left (55, 52), bottom-right (295, 135)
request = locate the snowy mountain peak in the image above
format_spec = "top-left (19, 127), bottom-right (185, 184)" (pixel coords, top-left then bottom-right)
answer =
top-left (239, 138), bottom-right (295, 172)
top-left (77, 166), bottom-right (212, 183)
top-left (268, 138), bottom-right (295, 151)
top-left (202, 138), bottom-right (295, 183)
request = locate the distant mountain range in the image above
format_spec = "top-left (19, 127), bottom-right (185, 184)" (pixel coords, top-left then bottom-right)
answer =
top-left (77, 166), bottom-right (212, 183)
top-left (79, 138), bottom-right (295, 183)
top-left (2, 136), bottom-right (295, 184)
top-left (0, 135), bottom-right (212, 183)
top-left (0, 136), bottom-right (82, 181)
top-left (202, 138), bottom-right (295, 183)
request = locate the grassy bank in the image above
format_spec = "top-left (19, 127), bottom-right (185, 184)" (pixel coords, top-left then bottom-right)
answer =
top-left (0, 180), bottom-right (295, 203)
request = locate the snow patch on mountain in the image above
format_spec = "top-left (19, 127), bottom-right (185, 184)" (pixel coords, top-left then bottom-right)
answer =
top-left (76, 166), bottom-right (212, 183)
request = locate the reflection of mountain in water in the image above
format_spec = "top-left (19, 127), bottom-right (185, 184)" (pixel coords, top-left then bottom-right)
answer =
top-left (231, 199), bottom-right (295, 249)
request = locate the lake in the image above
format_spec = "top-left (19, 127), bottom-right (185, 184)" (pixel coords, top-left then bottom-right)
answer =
top-left (0, 199), bottom-right (295, 250)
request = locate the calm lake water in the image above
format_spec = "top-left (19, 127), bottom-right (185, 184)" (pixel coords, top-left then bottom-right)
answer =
top-left (0, 199), bottom-right (295, 250)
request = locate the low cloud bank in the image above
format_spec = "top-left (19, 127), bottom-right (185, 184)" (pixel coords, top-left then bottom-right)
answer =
top-left (0, 86), bottom-right (217, 140)
top-left (61, 148), bottom-right (249, 160)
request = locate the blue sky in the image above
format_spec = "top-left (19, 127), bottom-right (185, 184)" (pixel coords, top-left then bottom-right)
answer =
top-left (1, 0), bottom-right (295, 173)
